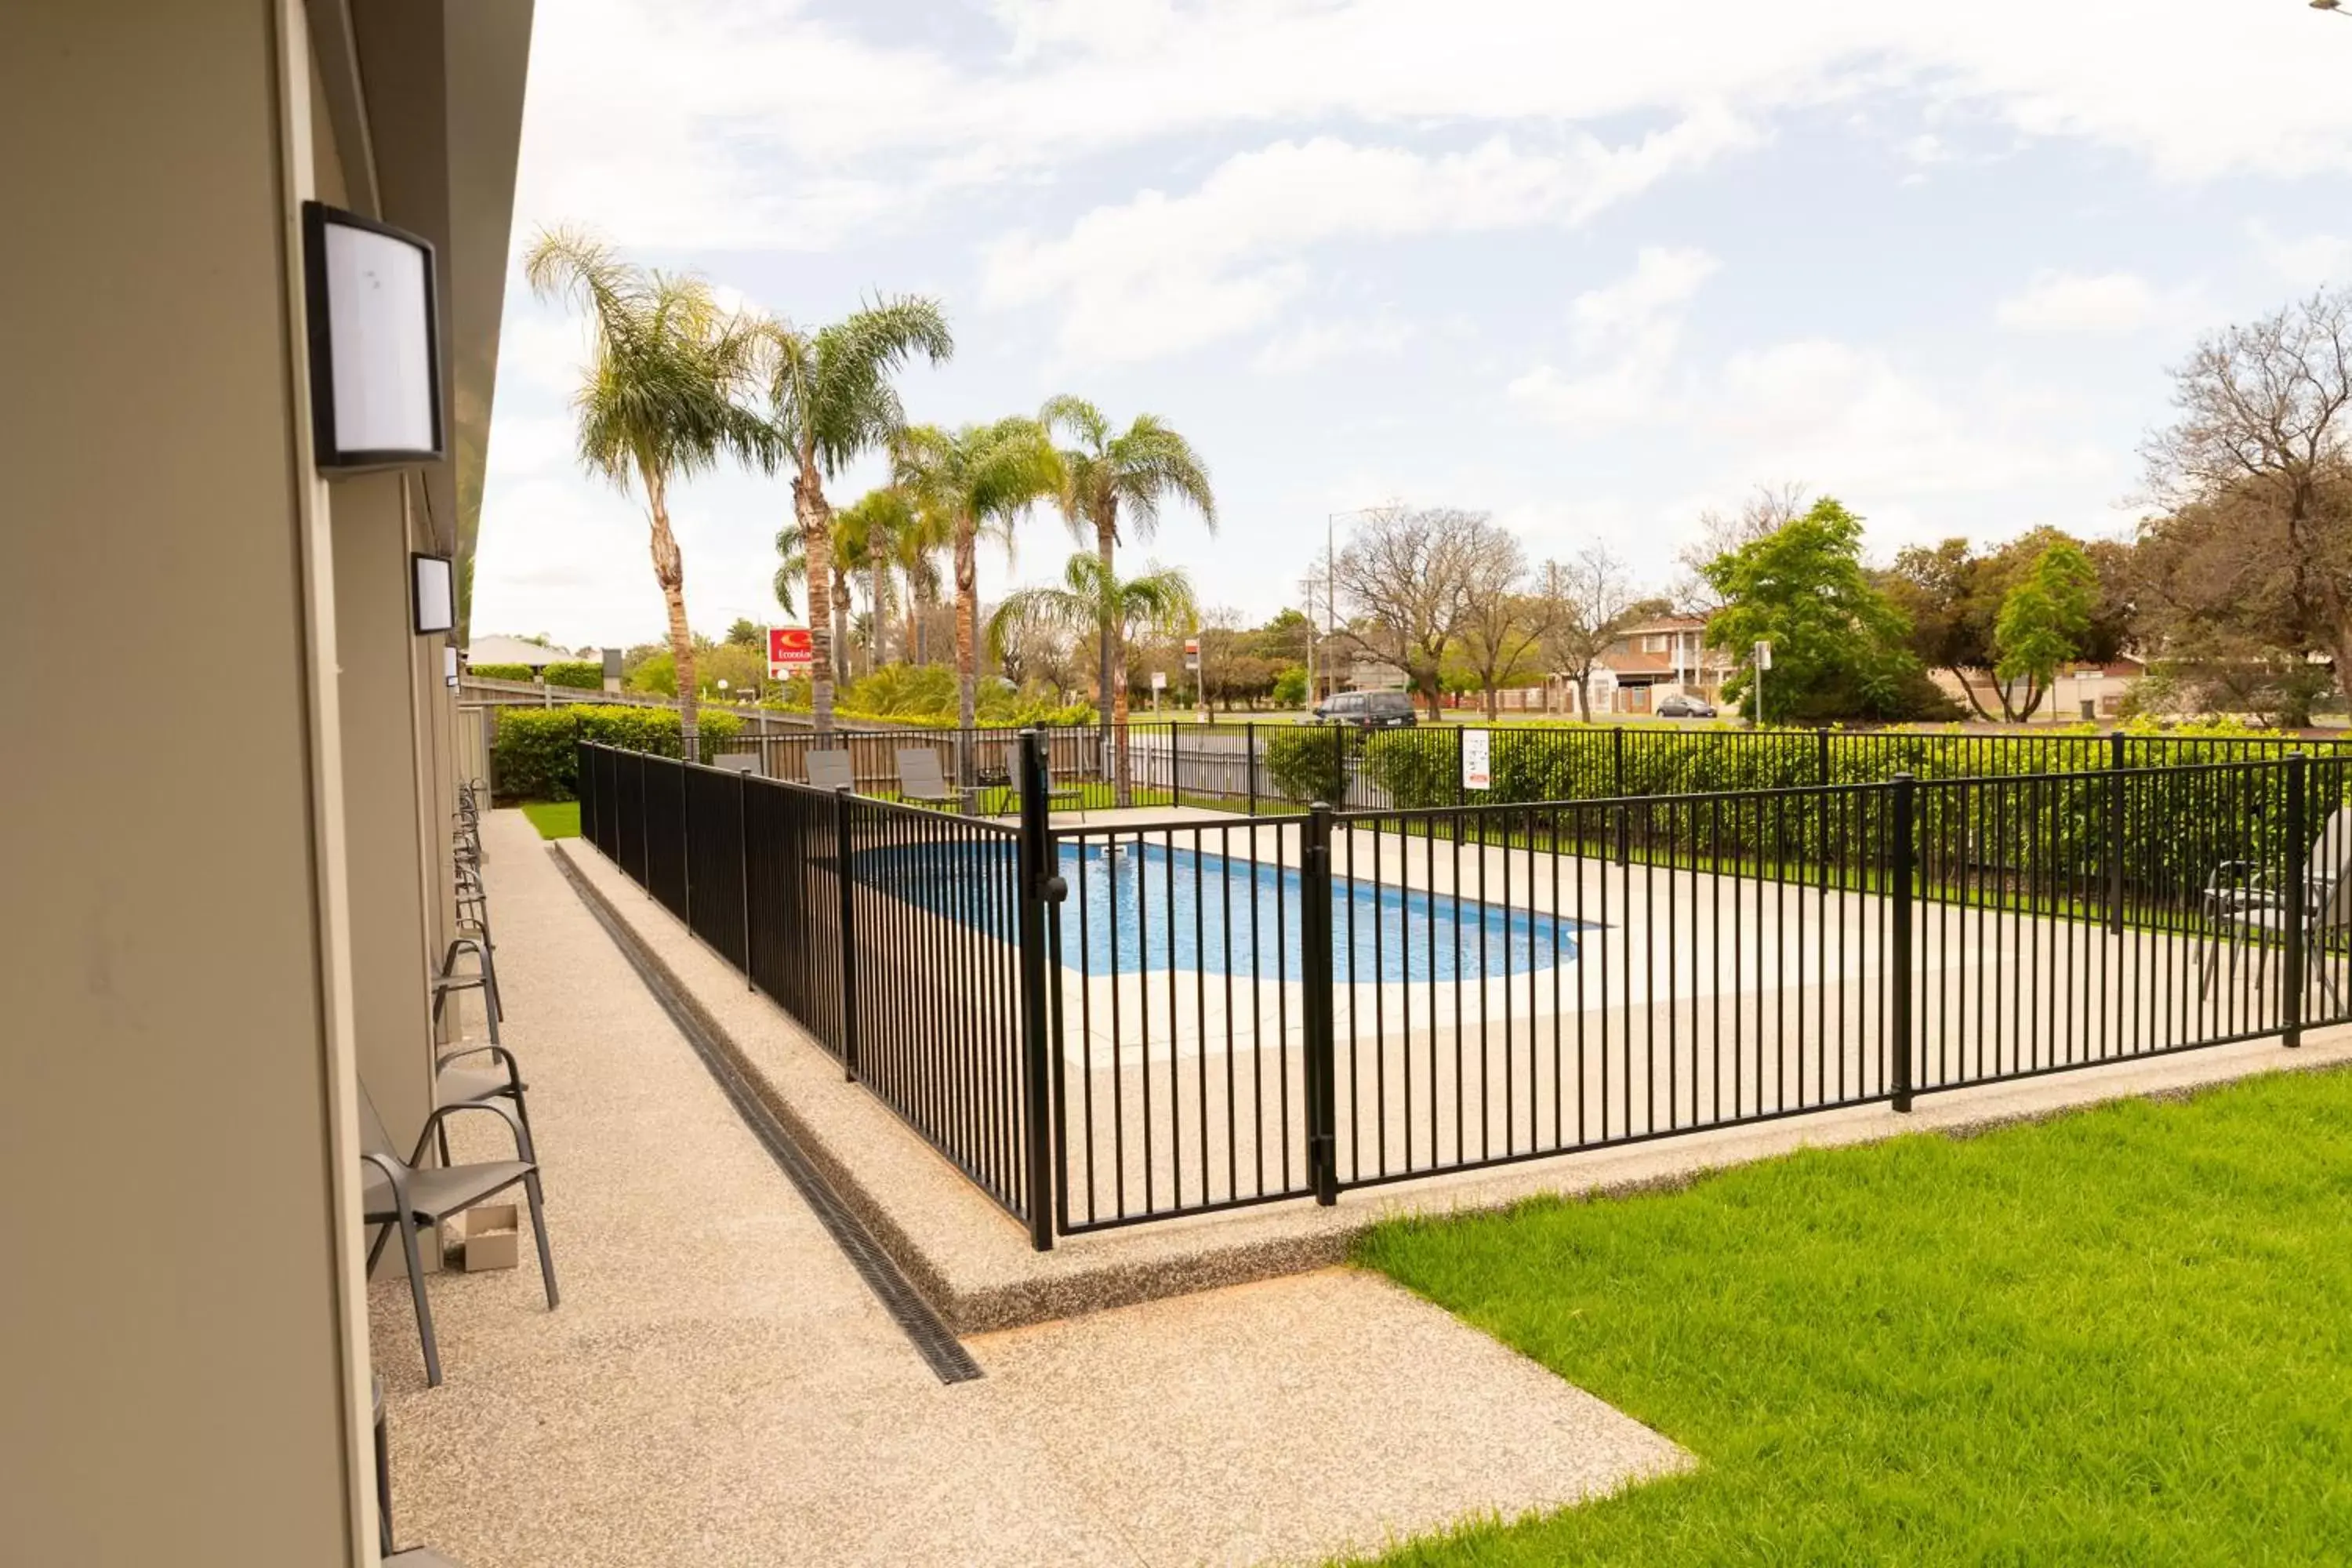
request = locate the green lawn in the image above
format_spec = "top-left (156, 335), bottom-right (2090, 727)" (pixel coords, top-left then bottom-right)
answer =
top-left (1352, 1069), bottom-right (2352, 1566)
top-left (519, 800), bottom-right (579, 839)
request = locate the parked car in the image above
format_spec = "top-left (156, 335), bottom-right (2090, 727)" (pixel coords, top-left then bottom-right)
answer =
top-left (1312, 689), bottom-right (1418, 728)
top-left (1656, 694), bottom-right (1717, 719)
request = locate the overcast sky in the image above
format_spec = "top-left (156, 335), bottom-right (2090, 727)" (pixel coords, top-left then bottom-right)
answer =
top-left (470, 0), bottom-right (2352, 651)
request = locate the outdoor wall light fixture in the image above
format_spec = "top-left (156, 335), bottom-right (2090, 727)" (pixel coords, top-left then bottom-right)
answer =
top-left (412, 554), bottom-right (455, 635)
top-left (444, 645), bottom-right (460, 689)
top-left (302, 201), bottom-right (445, 470)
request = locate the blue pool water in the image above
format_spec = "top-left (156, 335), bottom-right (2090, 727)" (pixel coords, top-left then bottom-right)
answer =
top-left (866, 840), bottom-right (1586, 982)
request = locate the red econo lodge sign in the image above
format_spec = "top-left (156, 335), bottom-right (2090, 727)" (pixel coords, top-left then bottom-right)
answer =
top-left (768, 626), bottom-right (812, 676)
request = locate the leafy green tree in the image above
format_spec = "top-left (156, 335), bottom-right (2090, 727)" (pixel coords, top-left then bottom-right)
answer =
top-left (760, 300), bottom-right (953, 732)
top-left (1992, 540), bottom-right (2100, 720)
top-left (1042, 397), bottom-right (1217, 803)
top-left (1703, 497), bottom-right (1922, 722)
top-left (895, 419), bottom-right (1065, 731)
top-left (1884, 529), bottom-right (2133, 720)
top-left (1272, 665), bottom-right (1309, 707)
top-left (524, 227), bottom-right (768, 758)
top-left (724, 617), bottom-right (763, 648)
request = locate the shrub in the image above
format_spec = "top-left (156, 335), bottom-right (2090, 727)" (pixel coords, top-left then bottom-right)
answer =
top-left (1362, 728), bottom-right (1458, 808)
top-left (1262, 725), bottom-right (1348, 805)
top-left (543, 660), bottom-right (604, 690)
top-left (467, 662), bottom-right (535, 682)
top-left (491, 705), bottom-right (745, 800)
top-left (1272, 666), bottom-right (1308, 707)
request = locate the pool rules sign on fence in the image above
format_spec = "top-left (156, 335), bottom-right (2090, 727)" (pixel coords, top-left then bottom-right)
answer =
top-left (1461, 728), bottom-right (1493, 790)
top-left (768, 626), bottom-right (811, 681)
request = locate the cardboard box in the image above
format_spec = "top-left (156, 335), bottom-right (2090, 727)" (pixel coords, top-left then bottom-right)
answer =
top-left (453, 1203), bottom-right (520, 1272)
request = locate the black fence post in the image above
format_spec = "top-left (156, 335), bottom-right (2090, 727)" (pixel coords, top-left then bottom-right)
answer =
top-left (2285, 750), bottom-right (2307, 1051)
top-left (1171, 722), bottom-right (1184, 810)
top-left (1302, 801), bottom-right (1340, 1206)
top-left (2106, 730), bottom-right (2126, 936)
top-left (1817, 728), bottom-right (1831, 787)
top-left (1015, 730), bottom-right (1063, 1250)
top-left (1247, 722), bottom-right (1258, 815)
top-left (1892, 772), bottom-right (1916, 1112)
top-left (833, 784), bottom-right (859, 1083)
top-left (1612, 726), bottom-right (1630, 867)
top-left (739, 768), bottom-right (753, 993)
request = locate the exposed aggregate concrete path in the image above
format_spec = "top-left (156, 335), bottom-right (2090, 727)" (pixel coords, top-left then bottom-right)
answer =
top-left (370, 810), bottom-right (1686, 1567)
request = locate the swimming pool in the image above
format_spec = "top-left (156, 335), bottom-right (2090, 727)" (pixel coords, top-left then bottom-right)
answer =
top-left (865, 839), bottom-right (1587, 982)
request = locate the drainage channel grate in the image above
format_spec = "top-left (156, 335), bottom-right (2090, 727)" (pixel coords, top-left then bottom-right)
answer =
top-left (551, 848), bottom-right (985, 1385)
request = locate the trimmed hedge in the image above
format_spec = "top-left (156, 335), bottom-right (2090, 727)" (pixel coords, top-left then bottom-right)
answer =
top-left (467, 662), bottom-right (536, 682)
top-left (491, 705), bottom-right (744, 800)
top-left (543, 660), bottom-right (604, 689)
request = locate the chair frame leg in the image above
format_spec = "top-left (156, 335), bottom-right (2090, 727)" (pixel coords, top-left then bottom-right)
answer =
top-left (394, 1213), bottom-right (443, 1387)
top-left (523, 1170), bottom-right (559, 1309)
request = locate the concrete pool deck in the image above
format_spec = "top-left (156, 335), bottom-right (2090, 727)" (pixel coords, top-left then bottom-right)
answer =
top-left (379, 810), bottom-right (1690, 1566)
top-left (556, 826), bottom-right (2352, 1334)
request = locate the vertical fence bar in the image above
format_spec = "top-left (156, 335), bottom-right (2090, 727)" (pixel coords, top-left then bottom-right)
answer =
top-left (2285, 751), bottom-right (2307, 1050)
top-left (833, 785), bottom-right (859, 1083)
top-left (1817, 727), bottom-right (1831, 786)
top-left (2106, 731), bottom-right (2126, 937)
top-left (1015, 730), bottom-right (1062, 1249)
top-left (1302, 800), bottom-right (1339, 1205)
top-left (739, 768), bottom-right (754, 992)
top-left (1247, 722), bottom-right (1258, 816)
top-left (1612, 726), bottom-right (1629, 866)
top-left (1891, 772), bottom-right (1916, 1111)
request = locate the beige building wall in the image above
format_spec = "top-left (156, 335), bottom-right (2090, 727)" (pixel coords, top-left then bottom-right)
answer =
top-left (1, 2), bottom-right (372, 1562)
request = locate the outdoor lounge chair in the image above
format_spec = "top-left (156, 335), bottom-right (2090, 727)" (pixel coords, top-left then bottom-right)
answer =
top-left (895, 747), bottom-right (963, 811)
top-left (2199, 804), bottom-right (2352, 1008)
top-left (974, 754), bottom-right (1086, 821)
top-left (804, 750), bottom-right (855, 792)
top-left (360, 1082), bottom-right (557, 1388)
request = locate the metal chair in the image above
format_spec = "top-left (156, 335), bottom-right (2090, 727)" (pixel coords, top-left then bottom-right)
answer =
top-left (804, 750), bottom-right (855, 793)
top-left (361, 1082), bottom-right (557, 1388)
top-left (894, 747), bottom-right (963, 811)
top-left (2199, 805), bottom-right (2352, 1011)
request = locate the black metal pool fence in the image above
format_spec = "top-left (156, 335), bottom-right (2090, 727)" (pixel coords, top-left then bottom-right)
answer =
top-left (578, 734), bottom-right (2352, 1248)
top-left (698, 717), bottom-right (2352, 815)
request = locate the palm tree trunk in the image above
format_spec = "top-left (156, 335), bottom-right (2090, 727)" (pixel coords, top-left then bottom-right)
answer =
top-left (645, 472), bottom-right (699, 760)
top-left (832, 563), bottom-right (853, 682)
top-left (793, 463), bottom-right (836, 735)
top-left (871, 556), bottom-right (889, 670)
top-left (954, 521), bottom-right (979, 735)
top-left (1098, 511), bottom-right (1132, 808)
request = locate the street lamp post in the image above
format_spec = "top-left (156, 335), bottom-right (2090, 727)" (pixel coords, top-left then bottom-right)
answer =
top-left (1323, 506), bottom-right (1378, 701)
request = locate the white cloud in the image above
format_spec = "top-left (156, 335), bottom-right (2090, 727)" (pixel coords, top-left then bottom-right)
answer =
top-left (507, 0), bottom-right (2352, 258)
top-left (1510, 247), bottom-right (1720, 425)
top-left (1252, 314), bottom-right (1417, 374)
top-left (985, 116), bottom-right (1754, 363)
top-left (1994, 270), bottom-right (2161, 334)
top-left (2249, 220), bottom-right (2352, 288)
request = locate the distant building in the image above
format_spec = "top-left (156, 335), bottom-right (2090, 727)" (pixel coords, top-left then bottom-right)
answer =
top-left (464, 633), bottom-right (567, 670)
top-left (1588, 616), bottom-right (1736, 714)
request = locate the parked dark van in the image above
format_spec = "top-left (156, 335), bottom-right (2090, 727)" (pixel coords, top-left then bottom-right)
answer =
top-left (1312, 689), bottom-right (1418, 728)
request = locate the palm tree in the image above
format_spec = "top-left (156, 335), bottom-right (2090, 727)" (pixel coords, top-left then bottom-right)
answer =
top-left (833, 488), bottom-right (913, 672)
top-left (761, 301), bottom-right (953, 733)
top-left (1041, 397), bottom-right (1216, 803)
top-left (524, 227), bottom-right (768, 759)
top-left (895, 419), bottom-right (1065, 731)
top-left (771, 519), bottom-right (858, 681)
top-left (988, 555), bottom-right (1199, 737)
top-left (890, 497), bottom-right (951, 665)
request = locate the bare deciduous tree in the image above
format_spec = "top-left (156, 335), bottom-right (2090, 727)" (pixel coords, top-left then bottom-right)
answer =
top-left (1456, 527), bottom-right (1552, 719)
top-left (1672, 481), bottom-right (1809, 615)
top-left (2142, 287), bottom-right (2352, 702)
top-left (1332, 504), bottom-right (1489, 719)
top-left (1540, 546), bottom-right (1642, 720)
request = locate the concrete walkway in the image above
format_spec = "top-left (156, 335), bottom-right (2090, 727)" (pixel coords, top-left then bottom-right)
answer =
top-left (371, 810), bottom-right (1685, 1568)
